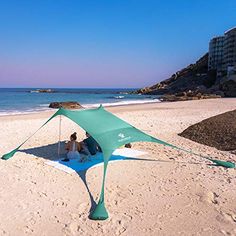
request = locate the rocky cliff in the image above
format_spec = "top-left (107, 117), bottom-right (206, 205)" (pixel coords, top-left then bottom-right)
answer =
top-left (137, 53), bottom-right (236, 99)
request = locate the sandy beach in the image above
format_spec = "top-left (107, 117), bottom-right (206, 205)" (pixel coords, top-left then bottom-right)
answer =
top-left (0, 98), bottom-right (236, 236)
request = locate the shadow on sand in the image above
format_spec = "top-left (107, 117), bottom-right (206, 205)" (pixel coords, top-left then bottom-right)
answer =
top-left (20, 141), bottom-right (168, 217)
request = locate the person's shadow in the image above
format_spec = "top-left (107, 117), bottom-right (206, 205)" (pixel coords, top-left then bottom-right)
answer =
top-left (20, 141), bottom-right (170, 217)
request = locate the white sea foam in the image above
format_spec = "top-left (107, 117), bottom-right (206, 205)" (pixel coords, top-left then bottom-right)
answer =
top-left (114, 95), bottom-right (125, 99)
top-left (0, 99), bottom-right (160, 116)
top-left (39, 104), bottom-right (50, 107)
top-left (83, 99), bottom-right (160, 108)
top-left (0, 108), bottom-right (51, 116)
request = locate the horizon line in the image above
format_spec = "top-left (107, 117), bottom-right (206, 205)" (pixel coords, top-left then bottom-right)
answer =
top-left (0, 86), bottom-right (140, 89)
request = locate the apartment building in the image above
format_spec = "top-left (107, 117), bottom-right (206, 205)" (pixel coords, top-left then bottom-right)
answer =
top-left (208, 36), bottom-right (224, 71)
top-left (223, 27), bottom-right (236, 73)
top-left (208, 27), bottom-right (236, 75)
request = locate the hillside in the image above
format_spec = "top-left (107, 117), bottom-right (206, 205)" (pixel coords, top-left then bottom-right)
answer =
top-left (137, 53), bottom-right (216, 95)
top-left (136, 53), bottom-right (236, 99)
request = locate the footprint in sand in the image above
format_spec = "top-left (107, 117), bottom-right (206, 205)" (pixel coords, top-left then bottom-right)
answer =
top-left (0, 229), bottom-right (9, 236)
top-left (25, 211), bottom-right (42, 226)
top-left (17, 202), bottom-right (29, 210)
top-left (198, 191), bottom-right (219, 204)
top-left (52, 198), bottom-right (68, 207)
top-left (108, 214), bottom-right (132, 235)
top-left (217, 211), bottom-right (236, 224)
top-left (23, 225), bottom-right (34, 234)
top-left (63, 222), bottom-right (84, 236)
top-left (77, 202), bottom-right (89, 212)
top-left (231, 213), bottom-right (236, 222)
top-left (216, 212), bottom-right (234, 224)
top-left (219, 228), bottom-right (236, 235)
top-left (25, 216), bottom-right (36, 225)
top-left (37, 191), bottom-right (48, 198)
top-left (108, 186), bottom-right (129, 206)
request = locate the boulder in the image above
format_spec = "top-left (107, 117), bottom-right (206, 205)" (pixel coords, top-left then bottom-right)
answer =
top-left (195, 85), bottom-right (207, 93)
top-left (214, 90), bottom-right (225, 97)
top-left (136, 87), bottom-right (152, 94)
top-left (175, 91), bottom-right (187, 97)
top-left (186, 90), bottom-right (196, 97)
top-left (160, 95), bottom-right (180, 102)
top-left (202, 94), bottom-right (221, 99)
top-left (160, 92), bottom-right (221, 102)
top-left (49, 101), bottom-right (83, 109)
top-left (179, 109), bottom-right (236, 151)
top-left (206, 84), bottom-right (220, 93)
top-left (220, 78), bottom-right (236, 97)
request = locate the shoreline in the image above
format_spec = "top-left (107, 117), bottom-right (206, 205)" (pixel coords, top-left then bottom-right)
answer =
top-left (0, 100), bottom-right (164, 120)
top-left (0, 97), bottom-right (235, 121)
top-left (0, 88), bottom-right (160, 117)
top-left (0, 99), bottom-right (161, 118)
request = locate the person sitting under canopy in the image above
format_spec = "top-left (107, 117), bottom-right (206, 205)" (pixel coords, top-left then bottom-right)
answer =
top-left (82, 132), bottom-right (101, 156)
top-left (62, 132), bottom-right (81, 162)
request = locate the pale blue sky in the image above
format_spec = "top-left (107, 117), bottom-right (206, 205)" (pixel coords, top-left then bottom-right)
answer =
top-left (0, 0), bottom-right (235, 88)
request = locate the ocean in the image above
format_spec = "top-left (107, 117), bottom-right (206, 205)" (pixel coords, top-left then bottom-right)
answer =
top-left (0, 88), bottom-right (160, 116)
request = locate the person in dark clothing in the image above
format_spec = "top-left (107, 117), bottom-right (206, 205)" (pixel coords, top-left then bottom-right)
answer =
top-left (81, 132), bottom-right (101, 156)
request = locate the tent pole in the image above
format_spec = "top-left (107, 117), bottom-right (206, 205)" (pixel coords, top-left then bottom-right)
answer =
top-left (58, 115), bottom-right (62, 157)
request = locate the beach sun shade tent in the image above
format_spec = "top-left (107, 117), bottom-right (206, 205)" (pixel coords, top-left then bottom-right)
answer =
top-left (1, 105), bottom-right (235, 220)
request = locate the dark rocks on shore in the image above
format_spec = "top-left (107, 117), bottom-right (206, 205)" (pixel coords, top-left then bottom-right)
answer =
top-left (220, 78), bottom-right (236, 97)
top-left (160, 91), bottom-right (221, 102)
top-left (49, 102), bottom-right (83, 109)
top-left (179, 109), bottom-right (236, 151)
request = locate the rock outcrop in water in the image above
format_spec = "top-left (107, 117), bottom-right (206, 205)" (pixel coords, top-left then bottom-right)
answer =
top-left (30, 89), bottom-right (54, 93)
top-left (49, 102), bottom-right (83, 109)
top-left (179, 109), bottom-right (236, 151)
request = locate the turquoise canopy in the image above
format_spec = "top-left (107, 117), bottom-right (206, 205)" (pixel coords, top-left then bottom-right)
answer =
top-left (1, 105), bottom-right (235, 220)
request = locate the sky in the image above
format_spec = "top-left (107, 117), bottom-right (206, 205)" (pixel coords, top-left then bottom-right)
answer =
top-left (0, 0), bottom-right (236, 88)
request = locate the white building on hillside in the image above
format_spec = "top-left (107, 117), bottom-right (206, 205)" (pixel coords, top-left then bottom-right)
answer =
top-left (208, 27), bottom-right (236, 76)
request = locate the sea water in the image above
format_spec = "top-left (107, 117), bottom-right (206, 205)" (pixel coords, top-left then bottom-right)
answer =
top-left (0, 88), bottom-right (160, 116)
